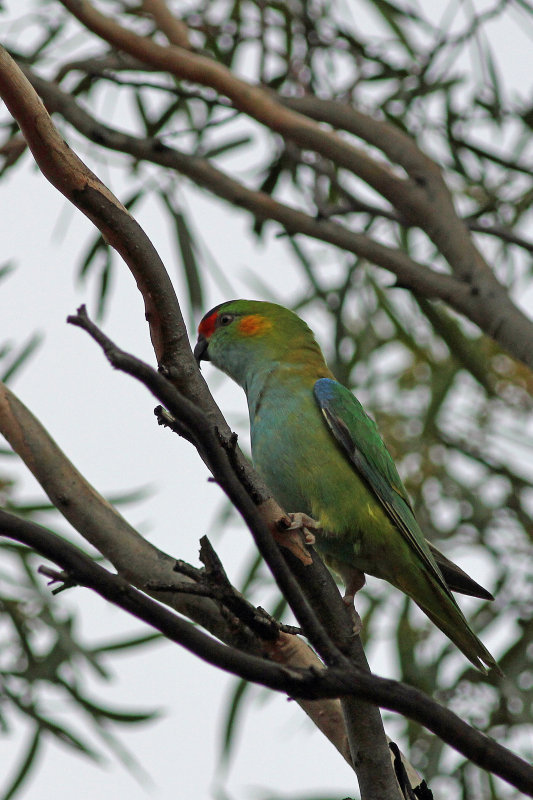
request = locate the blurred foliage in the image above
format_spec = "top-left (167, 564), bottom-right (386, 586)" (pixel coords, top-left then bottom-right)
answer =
top-left (0, 323), bottom-right (161, 799)
top-left (1, 1), bottom-right (533, 798)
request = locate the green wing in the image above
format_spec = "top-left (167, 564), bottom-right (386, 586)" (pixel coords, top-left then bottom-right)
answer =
top-left (313, 377), bottom-right (455, 599)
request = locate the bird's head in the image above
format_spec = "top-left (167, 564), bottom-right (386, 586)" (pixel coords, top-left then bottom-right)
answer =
top-left (194, 299), bottom-right (324, 388)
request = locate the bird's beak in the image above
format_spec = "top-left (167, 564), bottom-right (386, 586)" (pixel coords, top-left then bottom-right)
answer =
top-left (194, 335), bottom-right (209, 366)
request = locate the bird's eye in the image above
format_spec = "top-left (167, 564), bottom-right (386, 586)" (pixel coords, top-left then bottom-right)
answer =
top-left (218, 313), bottom-right (234, 327)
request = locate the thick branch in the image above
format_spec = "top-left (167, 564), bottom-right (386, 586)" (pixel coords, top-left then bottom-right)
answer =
top-left (66, 307), bottom-right (399, 793)
top-left (58, 0), bottom-right (404, 202)
top-left (0, 509), bottom-right (309, 688)
top-left (65, 306), bottom-right (350, 668)
top-left (141, 0), bottom-right (192, 48)
top-left (0, 382), bottom-right (234, 643)
top-left (2, 37), bottom-right (530, 798)
top-left (2, 509), bottom-right (532, 798)
top-left (21, 62), bottom-right (533, 369)
top-left (278, 96), bottom-right (533, 366)
top-left (55, 0), bottom-right (533, 370)
top-left (0, 48), bottom-right (400, 793)
top-left (0, 379), bottom-right (364, 777)
top-left (0, 49), bottom-right (187, 375)
top-left (21, 67), bottom-right (472, 306)
top-left (0, 44), bottom-right (275, 504)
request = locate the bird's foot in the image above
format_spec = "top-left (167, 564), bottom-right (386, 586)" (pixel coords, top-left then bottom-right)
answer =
top-left (342, 596), bottom-right (363, 636)
top-left (345, 568), bottom-right (366, 597)
top-left (272, 509), bottom-right (315, 565)
top-left (341, 567), bottom-right (366, 636)
top-left (286, 512), bottom-right (319, 546)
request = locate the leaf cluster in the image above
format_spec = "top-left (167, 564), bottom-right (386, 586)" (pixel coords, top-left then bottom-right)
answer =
top-left (1, 1), bottom-right (533, 798)
top-left (0, 329), bottom-right (161, 800)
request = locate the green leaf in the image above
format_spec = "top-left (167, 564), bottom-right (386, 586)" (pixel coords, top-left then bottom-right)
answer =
top-left (30, 23), bottom-right (63, 62)
top-left (4, 687), bottom-right (101, 761)
top-left (160, 193), bottom-right (204, 324)
top-left (415, 298), bottom-right (496, 398)
top-left (44, 719), bottom-right (102, 759)
top-left (369, 276), bottom-right (430, 363)
top-left (484, 42), bottom-right (503, 121)
top-left (202, 135), bottom-right (252, 159)
top-left (176, 210), bottom-right (203, 312)
top-left (96, 249), bottom-right (112, 320)
top-left (267, 71), bottom-right (289, 91)
top-left (133, 89), bottom-right (151, 134)
top-left (0, 262), bottom-right (15, 282)
top-left (79, 191), bottom-right (144, 283)
top-left (364, 0), bottom-right (417, 57)
top-left (4, 499), bottom-right (58, 514)
top-left (1, 730), bottom-right (41, 800)
top-left (60, 680), bottom-right (160, 724)
top-left (7, 487), bottom-right (150, 517)
top-left (239, 550), bottom-right (264, 596)
top-left (106, 485), bottom-right (153, 506)
top-left (147, 98), bottom-right (183, 137)
top-left (90, 631), bottom-right (163, 654)
top-left (1, 333), bottom-right (42, 383)
top-left (77, 189), bottom-right (144, 316)
top-left (78, 232), bottom-right (107, 280)
top-left (253, 157), bottom-right (285, 237)
top-left (220, 678), bottom-right (250, 763)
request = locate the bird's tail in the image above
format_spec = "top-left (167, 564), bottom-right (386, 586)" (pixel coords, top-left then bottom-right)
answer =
top-left (399, 570), bottom-right (502, 676)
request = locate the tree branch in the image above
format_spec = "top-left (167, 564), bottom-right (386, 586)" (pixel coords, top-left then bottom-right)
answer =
top-left (2, 509), bottom-right (532, 798)
top-left (19, 54), bottom-right (533, 369)
top-left (65, 305), bottom-right (353, 669)
top-left (274, 98), bottom-right (533, 369)
top-left (0, 47), bottom-right (401, 795)
top-left (0, 378), bottom-right (359, 776)
top-left (0, 509), bottom-right (310, 688)
top-left (2, 37), bottom-right (530, 799)
top-left (141, 0), bottom-right (192, 49)
top-left (0, 381), bottom-right (234, 642)
top-left (54, 0), bottom-right (533, 370)
top-left (20, 65), bottom-right (473, 308)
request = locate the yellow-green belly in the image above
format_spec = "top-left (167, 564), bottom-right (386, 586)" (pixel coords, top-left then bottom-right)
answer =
top-left (250, 383), bottom-right (398, 581)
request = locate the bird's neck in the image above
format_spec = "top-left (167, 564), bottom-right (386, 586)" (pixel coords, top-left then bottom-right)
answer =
top-left (244, 347), bottom-right (333, 420)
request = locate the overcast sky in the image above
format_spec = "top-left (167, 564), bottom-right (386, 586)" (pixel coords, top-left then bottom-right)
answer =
top-left (2, 2), bottom-right (533, 799)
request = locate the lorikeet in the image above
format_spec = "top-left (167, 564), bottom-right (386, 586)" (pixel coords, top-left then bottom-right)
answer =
top-left (194, 300), bottom-right (499, 674)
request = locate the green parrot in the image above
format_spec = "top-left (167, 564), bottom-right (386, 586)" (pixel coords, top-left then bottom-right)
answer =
top-left (194, 299), bottom-right (499, 674)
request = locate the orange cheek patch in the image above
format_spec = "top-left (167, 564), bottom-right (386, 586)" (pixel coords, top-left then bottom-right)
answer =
top-left (238, 315), bottom-right (272, 336)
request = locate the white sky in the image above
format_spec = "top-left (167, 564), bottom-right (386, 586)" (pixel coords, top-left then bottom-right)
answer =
top-left (1, 1), bottom-right (533, 799)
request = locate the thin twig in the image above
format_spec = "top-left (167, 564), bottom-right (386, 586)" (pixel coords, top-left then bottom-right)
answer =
top-left (19, 58), bottom-right (533, 369)
top-left (66, 305), bottom-right (343, 665)
top-left (2, 508), bottom-right (533, 797)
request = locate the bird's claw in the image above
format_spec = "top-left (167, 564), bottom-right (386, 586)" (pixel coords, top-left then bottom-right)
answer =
top-left (286, 512), bottom-right (319, 546)
top-left (342, 594), bottom-right (363, 636)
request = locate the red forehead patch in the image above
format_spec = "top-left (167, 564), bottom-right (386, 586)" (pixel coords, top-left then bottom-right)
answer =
top-left (198, 311), bottom-right (218, 339)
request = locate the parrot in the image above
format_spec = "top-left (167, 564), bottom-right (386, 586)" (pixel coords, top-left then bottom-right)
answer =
top-left (194, 299), bottom-right (500, 674)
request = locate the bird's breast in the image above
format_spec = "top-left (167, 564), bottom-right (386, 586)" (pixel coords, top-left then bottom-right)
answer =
top-left (248, 380), bottom-right (387, 553)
